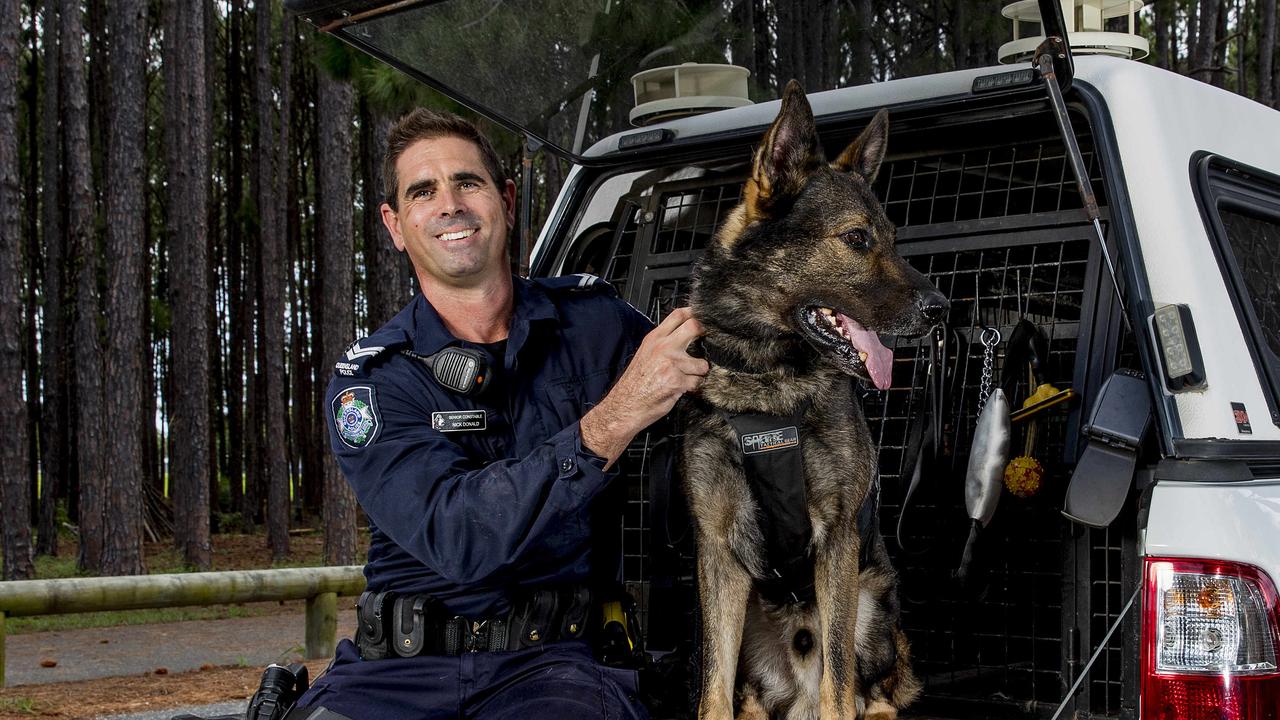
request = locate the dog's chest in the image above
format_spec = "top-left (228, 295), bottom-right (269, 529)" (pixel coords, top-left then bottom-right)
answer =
top-left (718, 404), bottom-right (871, 535)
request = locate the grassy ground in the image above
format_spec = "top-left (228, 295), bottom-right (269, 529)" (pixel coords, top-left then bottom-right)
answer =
top-left (6, 530), bottom-right (370, 635)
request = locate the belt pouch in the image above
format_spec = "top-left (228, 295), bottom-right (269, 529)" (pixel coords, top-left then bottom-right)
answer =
top-left (560, 586), bottom-right (591, 640)
top-left (355, 591), bottom-right (392, 660)
top-left (391, 596), bottom-right (428, 657)
top-left (510, 588), bottom-right (559, 650)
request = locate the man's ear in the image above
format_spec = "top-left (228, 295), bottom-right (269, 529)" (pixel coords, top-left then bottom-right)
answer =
top-left (502, 178), bottom-right (517, 230)
top-left (832, 108), bottom-right (889, 184)
top-left (381, 202), bottom-right (406, 252)
top-left (745, 79), bottom-right (822, 220)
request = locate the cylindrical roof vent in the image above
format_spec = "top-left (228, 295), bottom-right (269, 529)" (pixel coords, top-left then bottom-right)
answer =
top-left (630, 63), bottom-right (752, 127)
top-left (998, 0), bottom-right (1151, 64)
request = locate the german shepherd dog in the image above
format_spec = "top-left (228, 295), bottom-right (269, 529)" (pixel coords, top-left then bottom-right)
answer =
top-left (682, 81), bottom-right (946, 720)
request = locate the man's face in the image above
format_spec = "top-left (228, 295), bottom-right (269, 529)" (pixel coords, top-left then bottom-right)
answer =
top-left (381, 136), bottom-right (516, 288)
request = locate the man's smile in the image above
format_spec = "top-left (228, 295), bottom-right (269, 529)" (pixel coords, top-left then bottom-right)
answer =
top-left (437, 227), bottom-right (477, 242)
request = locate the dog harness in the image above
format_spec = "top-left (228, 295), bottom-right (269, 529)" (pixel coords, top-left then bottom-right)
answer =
top-left (717, 403), bottom-right (817, 605)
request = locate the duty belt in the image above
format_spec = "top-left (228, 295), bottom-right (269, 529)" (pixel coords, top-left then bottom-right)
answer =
top-left (355, 586), bottom-right (592, 659)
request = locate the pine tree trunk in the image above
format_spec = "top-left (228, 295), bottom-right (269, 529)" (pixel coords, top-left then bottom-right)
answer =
top-left (1193, 0), bottom-right (1217, 82)
top-left (23, 4), bottom-right (42, 533)
top-left (301, 52), bottom-right (325, 519)
top-left (226, 0), bottom-right (246, 520)
top-left (83, 0), bottom-right (104, 198)
top-left (1261, 0), bottom-right (1276, 106)
top-left (317, 68), bottom-right (358, 566)
top-left (97, 0), bottom-right (149, 575)
top-left (1212, 0), bottom-right (1230, 88)
top-left (774, 0), bottom-right (800, 90)
top-left (1154, 0), bottom-right (1171, 69)
top-left (752, 0), bottom-right (772, 91)
top-left (36, 0), bottom-right (62, 558)
top-left (63, 0), bottom-right (105, 575)
top-left (849, 0), bottom-right (873, 84)
top-left (279, 13), bottom-right (298, 518)
top-left (0, 0), bottom-right (35, 581)
top-left (165, 0), bottom-right (211, 570)
top-left (362, 105), bottom-right (406, 330)
top-left (1237, 0), bottom-right (1248, 96)
top-left (286, 28), bottom-right (319, 520)
top-left (729, 0), bottom-right (756, 83)
top-left (257, 0), bottom-right (290, 560)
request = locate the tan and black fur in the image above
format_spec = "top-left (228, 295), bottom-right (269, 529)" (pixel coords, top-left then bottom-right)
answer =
top-left (682, 81), bottom-right (945, 720)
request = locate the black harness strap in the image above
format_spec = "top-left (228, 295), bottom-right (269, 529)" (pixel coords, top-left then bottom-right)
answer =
top-left (717, 402), bottom-right (816, 605)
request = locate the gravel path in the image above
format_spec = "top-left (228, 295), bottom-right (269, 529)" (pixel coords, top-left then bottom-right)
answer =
top-left (6, 612), bottom-right (354, 686)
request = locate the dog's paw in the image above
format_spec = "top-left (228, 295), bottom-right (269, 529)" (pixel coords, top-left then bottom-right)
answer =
top-left (862, 699), bottom-right (898, 720)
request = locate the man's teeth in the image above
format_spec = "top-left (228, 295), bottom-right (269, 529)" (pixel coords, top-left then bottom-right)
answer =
top-left (439, 229), bottom-right (475, 241)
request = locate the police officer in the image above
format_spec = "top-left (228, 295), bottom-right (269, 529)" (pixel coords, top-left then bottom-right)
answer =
top-left (292, 109), bottom-right (707, 719)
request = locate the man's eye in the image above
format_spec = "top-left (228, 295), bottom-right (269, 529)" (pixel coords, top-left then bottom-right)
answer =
top-left (459, 181), bottom-right (479, 190)
top-left (841, 229), bottom-right (870, 249)
top-left (412, 189), bottom-right (431, 200)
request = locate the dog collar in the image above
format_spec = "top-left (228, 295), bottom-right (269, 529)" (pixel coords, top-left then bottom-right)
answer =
top-left (697, 337), bottom-right (815, 375)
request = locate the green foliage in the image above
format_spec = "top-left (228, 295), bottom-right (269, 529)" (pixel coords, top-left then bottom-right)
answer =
top-left (150, 296), bottom-right (172, 334)
top-left (213, 510), bottom-right (253, 535)
top-left (0, 697), bottom-right (39, 714)
top-left (34, 553), bottom-right (86, 580)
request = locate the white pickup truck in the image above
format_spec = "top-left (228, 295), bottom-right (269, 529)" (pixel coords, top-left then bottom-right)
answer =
top-left (290, 1), bottom-right (1280, 718)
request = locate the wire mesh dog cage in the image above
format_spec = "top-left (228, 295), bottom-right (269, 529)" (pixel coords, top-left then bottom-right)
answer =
top-left (587, 108), bottom-right (1137, 720)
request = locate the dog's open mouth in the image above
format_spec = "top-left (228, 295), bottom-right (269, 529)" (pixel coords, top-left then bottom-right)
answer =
top-left (798, 306), bottom-right (894, 389)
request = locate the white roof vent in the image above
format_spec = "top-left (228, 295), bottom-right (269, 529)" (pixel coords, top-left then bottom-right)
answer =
top-left (630, 63), bottom-right (752, 127)
top-left (998, 0), bottom-right (1150, 64)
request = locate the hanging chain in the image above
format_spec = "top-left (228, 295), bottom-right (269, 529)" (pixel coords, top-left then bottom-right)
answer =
top-left (977, 327), bottom-right (1001, 414)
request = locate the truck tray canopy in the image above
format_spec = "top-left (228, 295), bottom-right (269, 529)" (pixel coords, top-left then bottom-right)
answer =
top-left (286, 0), bottom-right (820, 162)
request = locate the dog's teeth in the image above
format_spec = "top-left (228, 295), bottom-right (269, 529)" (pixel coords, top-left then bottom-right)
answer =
top-left (859, 351), bottom-right (869, 362)
top-left (819, 307), bottom-right (834, 316)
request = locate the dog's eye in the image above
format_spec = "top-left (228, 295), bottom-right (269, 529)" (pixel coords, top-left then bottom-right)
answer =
top-left (840, 229), bottom-right (870, 249)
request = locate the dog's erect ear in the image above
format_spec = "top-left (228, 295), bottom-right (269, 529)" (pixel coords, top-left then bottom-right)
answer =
top-left (833, 108), bottom-right (889, 184)
top-left (746, 80), bottom-right (822, 218)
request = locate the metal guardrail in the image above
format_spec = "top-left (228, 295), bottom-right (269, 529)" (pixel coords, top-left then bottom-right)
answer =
top-left (0, 565), bottom-right (366, 686)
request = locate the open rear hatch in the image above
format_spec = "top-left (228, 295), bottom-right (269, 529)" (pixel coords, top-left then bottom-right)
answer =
top-left (284, 0), bottom-right (848, 163)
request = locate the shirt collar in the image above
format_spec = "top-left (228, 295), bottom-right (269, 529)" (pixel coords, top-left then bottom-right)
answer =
top-left (411, 275), bottom-right (559, 369)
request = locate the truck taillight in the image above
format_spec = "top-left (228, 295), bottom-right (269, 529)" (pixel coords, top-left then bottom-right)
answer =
top-left (1142, 558), bottom-right (1280, 719)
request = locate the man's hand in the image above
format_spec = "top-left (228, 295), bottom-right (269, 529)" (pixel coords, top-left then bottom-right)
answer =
top-left (581, 307), bottom-right (708, 468)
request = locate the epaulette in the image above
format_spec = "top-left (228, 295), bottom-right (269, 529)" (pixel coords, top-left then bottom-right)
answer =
top-left (534, 273), bottom-right (619, 298)
top-left (333, 328), bottom-right (411, 378)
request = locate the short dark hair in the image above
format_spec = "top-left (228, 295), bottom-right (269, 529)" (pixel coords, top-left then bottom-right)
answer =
top-left (383, 108), bottom-right (508, 210)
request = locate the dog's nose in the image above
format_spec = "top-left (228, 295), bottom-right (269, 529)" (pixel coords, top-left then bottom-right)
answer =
top-left (917, 292), bottom-right (949, 324)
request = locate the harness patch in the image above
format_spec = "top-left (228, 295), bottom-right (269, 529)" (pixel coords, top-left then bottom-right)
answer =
top-left (432, 410), bottom-right (487, 433)
top-left (333, 386), bottom-right (380, 449)
top-left (741, 426), bottom-right (800, 455)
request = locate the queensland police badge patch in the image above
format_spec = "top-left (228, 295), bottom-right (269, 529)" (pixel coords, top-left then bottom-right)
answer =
top-left (333, 386), bottom-right (380, 449)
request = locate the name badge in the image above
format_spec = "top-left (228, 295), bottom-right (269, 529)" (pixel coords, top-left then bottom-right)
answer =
top-left (432, 410), bottom-right (487, 433)
top-left (741, 426), bottom-right (800, 454)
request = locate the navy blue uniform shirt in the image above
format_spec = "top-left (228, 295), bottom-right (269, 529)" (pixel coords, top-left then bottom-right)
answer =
top-left (325, 274), bottom-right (653, 619)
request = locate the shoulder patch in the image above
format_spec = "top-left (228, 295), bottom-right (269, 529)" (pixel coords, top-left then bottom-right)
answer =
top-left (332, 386), bottom-right (381, 449)
top-left (333, 333), bottom-right (409, 378)
top-left (534, 273), bottom-right (619, 298)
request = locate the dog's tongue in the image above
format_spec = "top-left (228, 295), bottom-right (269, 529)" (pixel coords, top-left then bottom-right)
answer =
top-left (838, 313), bottom-right (893, 390)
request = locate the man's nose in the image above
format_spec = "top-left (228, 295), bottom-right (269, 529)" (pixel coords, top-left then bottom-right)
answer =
top-left (437, 187), bottom-right (466, 217)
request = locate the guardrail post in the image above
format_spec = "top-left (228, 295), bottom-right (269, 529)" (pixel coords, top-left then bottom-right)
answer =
top-left (1, 610), bottom-right (7, 687)
top-left (305, 592), bottom-right (338, 659)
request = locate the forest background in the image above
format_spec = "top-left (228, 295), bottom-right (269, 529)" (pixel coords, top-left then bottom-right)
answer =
top-left (0, 0), bottom-right (1275, 580)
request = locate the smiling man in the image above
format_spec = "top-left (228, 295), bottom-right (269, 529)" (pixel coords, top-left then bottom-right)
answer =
top-left (292, 109), bottom-right (708, 720)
